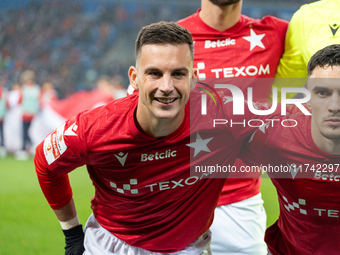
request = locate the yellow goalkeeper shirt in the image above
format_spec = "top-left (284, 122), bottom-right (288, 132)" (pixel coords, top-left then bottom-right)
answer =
top-left (272, 0), bottom-right (340, 100)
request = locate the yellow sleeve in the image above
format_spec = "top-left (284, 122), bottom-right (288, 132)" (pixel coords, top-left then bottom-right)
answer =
top-left (271, 7), bottom-right (307, 101)
top-left (275, 10), bottom-right (308, 80)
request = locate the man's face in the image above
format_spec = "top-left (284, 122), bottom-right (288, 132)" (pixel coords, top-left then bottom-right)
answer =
top-left (130, 43), bottom-right (197, 125)
top-left (209, 0), bottom-right (241, 6)
top-left (308, 65), bottom-right (340, 142)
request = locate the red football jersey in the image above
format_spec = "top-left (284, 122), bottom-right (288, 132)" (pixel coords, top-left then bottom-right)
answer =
top-left (35, 90), bottom-right (276, 252)
top-left (241, 114), bottom-right (340, 255)
top-left (177, 10), bottom-right (288, 205)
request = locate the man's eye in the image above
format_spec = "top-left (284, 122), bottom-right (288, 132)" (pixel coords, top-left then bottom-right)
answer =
top-left (173, 72), bottom-right (185, 77)
top-left (317, 90), bottom-right (330, 97)
top-left (150, 72), bottom-right (161, 76)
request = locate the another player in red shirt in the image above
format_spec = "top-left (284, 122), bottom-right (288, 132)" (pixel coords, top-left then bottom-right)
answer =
top-left (240, 44), bottom-right (340, 255)
top-left (34, 22), bottom-right (279, 255)
top-left (177, 1), bottom-right (288, 254)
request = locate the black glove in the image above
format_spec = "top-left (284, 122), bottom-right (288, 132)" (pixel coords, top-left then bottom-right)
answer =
top-left (62, 224), bottom-right (85, 255)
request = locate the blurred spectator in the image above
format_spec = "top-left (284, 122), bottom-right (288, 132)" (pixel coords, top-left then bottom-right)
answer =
top-left (0, 84), bottom-right (7, 157)
top-left (4, 83), bottom-right (22, 153)
top-left (40, 81), bottom-right (58, 107)
top-left (6, 83), bottom-right (21, 109)
top-left (16, 70), bottom-right (40, 160)
top-left (96, 75), bottom-right (126, 100)
top-left (111, 75), bottom-right (127, 99)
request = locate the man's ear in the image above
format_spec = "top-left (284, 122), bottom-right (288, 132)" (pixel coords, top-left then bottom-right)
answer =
top-left (190, 68), bottom-right (198, 91)
top-left (128, 66), bottom-right (139, 90)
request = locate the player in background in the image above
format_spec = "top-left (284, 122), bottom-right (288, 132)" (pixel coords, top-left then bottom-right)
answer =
top-left (34, 21), bottom-right (280, 255)
top-left (16, 70), bottom-right (41, 160)
top-left (241, 44), bottom-right (340, 255)
top-left (0, 84), bottom-right (7, 157)
top-left (40, 81), bottom-right (58, 107)
top-left (273, 0), bottom-right (340, 100)
top-left (177, 1), bottom-right (288, 254)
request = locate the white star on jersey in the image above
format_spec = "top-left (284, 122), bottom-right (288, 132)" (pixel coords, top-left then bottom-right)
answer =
top-left (243, 29), bottom-right (266, 51)
top-left (186, 133), bottom-right (213, 157)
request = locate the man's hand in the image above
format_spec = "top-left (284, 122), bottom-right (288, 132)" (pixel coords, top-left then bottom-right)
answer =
top-left (62, 224), bottom-right (85, 255)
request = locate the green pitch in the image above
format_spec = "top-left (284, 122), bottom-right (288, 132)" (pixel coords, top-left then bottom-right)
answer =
top-left (0, 156), bottom-right (279, 254)
top-left (0, 156), bottom-right (94, 255)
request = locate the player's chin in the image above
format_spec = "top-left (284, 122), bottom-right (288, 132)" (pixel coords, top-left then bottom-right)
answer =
top-left (154, 107), bottom-right (183, 120)
top-left (321, 129), bottom-right (340, 140)
top-left (155, 111), bottom-right (180, 120)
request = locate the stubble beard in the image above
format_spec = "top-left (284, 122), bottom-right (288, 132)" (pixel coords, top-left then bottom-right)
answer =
top-left (209, 0), bottom-right (241, 6)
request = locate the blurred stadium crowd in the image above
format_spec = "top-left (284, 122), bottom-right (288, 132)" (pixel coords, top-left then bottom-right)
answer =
top-left (0, 0), bottom-right (314, 97)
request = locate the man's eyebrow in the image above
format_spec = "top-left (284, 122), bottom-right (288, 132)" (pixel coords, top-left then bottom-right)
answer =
top-left (172, 67), bottom-right (189, 73)
top-left (144, 67), bottom-right (189, 74)
top-left (312, 86), bottom-right (332, 91)
top-left (144, 67), bottom-right (161, 74)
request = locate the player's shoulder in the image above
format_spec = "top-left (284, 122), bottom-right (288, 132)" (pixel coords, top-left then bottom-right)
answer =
top-left (176, 11), bottom-right (197, 27)
top-left (265, 113), bottom-right (310, 142)
top-left (241, 15), bottom-right (288, 35)
top-left (256, 15), bottom-right (288, 28)
top-left (77, 93), bottom-right (138, 127)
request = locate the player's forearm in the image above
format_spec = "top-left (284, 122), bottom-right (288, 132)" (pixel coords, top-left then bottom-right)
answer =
top-left (56, 198), bottom-right (85, 255)
top-left (54, 197), bottom-right (78, 222)
top-left (54, 197), bottom-right (81, 230)
top-left (34, 142), bottom-right (73, 209)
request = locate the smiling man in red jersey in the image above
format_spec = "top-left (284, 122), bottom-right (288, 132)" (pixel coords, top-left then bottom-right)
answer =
top-left (34, 21), bottom-right (282, 255)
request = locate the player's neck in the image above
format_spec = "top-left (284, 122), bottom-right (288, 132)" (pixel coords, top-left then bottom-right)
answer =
top-left (311, 125), bottom-right (340, 155)
top-left (199, 1), bottom-right (242, 32)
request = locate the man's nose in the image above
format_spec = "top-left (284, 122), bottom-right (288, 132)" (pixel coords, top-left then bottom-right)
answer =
top-left (328, 93), bottom-right (340, 113)
top-left (159, 73), bottom-right (174, 93)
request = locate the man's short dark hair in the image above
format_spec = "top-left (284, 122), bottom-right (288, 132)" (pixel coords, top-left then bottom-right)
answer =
top-left (307, 44), bottom-right (340, 76)
top-left (135, 21), bottom-right (194, 60)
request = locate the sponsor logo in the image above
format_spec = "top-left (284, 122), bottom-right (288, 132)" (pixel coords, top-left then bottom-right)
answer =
top-left (314, 171), bottom-right (340, 181)
top-left (196, 62), bottom-right (270, 80)
top-left (51, 131), bottom-right (60, 159)
top-left (141, 149), bottom-right (177, 162)
top-left (282, 196), bottom-right (340, 218)
top-left (110, 179), bottom-right (138, 194)
top-left (288, 163), bottom-right (302, 179)
top-left (46, 143), bottom-right (52, 153)
top-left (197, 62), bottom-right (207, 80)
top-left (211, 64), bottom-right (270, 78)
top-left (64, 123), bottom-right (78, 136)
top-left (329, 23), bottom-right (340, 36)
top-left (109, 172), bottom-right (212, 194)
top-left (114, 152), bottom-right (129, 166)
top-left (282, 196), bottom-right (307, 215)
top-left (43, 123), bottom-right (69, 165)
top-left (204, 38), bottom-right (235, 49)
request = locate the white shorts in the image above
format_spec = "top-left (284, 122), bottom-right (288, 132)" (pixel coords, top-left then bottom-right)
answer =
top-left (83, 213), bottom-right (212, 255)
top-left (210, 193), bottom-right (267, 255)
